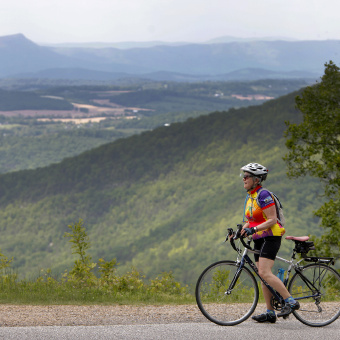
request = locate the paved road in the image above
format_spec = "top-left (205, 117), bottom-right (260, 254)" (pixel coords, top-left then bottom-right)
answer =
top-left (0, 319), bottom-right (339, 340)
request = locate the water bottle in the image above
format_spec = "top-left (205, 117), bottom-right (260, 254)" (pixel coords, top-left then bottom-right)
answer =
top-left (277, 268), bottom-right (285, 282)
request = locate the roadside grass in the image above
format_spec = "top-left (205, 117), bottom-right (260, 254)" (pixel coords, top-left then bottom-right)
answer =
top-left (0, 270), bottom-right (195, 306)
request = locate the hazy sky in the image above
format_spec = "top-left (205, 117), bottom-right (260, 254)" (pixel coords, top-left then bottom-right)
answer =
top-left (1, 0), bottom-right (340, 43)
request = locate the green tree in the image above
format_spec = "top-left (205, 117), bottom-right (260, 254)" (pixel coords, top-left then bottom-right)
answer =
top-left (284, 61), bottom-right (340, 256)
top-left (64, 219), bottom-right (97, 285)
top-left (0, 249), bottom-right (12, 270)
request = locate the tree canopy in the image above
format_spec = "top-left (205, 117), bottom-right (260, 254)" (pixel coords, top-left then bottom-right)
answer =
top-left (284, 61), bottom-right (340, 256)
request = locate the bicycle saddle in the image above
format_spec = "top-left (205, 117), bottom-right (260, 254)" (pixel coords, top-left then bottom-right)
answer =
top-left (285, 236), bottom-right (310, 242)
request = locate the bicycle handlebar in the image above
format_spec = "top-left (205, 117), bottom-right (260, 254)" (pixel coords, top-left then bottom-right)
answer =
top-left (225, 224), bottom-right (254, 252)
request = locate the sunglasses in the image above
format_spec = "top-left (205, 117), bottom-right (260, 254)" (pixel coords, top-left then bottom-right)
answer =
top-left (242, 175), bottom-right (254, 180)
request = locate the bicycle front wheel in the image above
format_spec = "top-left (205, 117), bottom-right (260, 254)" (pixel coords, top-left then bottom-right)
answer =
top-left (288, 263), bottom-right (340, 327)
top-left (195, 260), bottom-right (259, 326)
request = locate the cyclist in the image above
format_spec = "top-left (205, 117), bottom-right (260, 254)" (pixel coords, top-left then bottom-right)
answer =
top-left (239, 163), bottom-right (300, 323)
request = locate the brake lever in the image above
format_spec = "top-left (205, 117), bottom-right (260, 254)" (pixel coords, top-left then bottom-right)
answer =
top-left (233, 224), bottom-right (243, 240)
top-left (224, 228), bottom-right (234, 242)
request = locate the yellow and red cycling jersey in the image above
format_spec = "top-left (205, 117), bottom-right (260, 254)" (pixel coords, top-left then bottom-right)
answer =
top-left (244, 185), bottom-right (285, 240)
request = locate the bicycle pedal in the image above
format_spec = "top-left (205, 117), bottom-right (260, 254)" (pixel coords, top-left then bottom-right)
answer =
top-left (283, 315), bottom-right (289, 320)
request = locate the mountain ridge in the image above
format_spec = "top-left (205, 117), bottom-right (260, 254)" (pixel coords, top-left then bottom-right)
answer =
top-left (40, 35), bottom-right (299, 49)
top-left (12, 67), bottom-right (318, 82)
top-left (0, 34), bottom-right (337, 80)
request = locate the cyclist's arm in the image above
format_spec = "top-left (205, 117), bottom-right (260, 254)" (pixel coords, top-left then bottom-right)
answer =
top-left (242, 221), bottom-right (250, 229)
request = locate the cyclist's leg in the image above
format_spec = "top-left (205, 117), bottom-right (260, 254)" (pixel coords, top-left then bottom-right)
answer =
top-left (253, 239), bottom-right (275, 316)
top-left (255, 236), bottom-right (289, 301)
top-left (251, 258), bottom-right (279, 323)
top-left (257, 237), bottom-right (300, 317)
top-left (258, 257), bottom-right (290, 300)
top-left (254, 237), bottom-right (299, 319)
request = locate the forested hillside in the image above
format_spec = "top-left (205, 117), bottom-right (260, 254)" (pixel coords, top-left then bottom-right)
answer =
top-left (0, 91), bottom-right (323, 284)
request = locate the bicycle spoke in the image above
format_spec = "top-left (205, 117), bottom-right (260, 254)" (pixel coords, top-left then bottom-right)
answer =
top-left (288, 264), bottom-right (340, 327)
top-left (196, 261), bottom-right (259, 326)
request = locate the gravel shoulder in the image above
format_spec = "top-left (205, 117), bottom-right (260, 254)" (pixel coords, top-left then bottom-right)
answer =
top-left (0, 304), bottom-right (210, 327)
top-left (3, 303), bottom-right (336, 327)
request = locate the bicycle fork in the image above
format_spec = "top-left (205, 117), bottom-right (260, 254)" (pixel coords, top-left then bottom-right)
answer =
top-left (225, 260), bottom-right (245, 295)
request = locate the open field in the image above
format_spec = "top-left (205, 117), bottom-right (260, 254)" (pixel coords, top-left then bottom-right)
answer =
top-left (37, 117), bottom-right (111, 124)
top-left (0, 104), bottom-right (151, 119)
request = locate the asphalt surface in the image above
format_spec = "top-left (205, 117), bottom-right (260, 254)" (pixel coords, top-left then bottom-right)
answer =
top-left (0, 319), bottom-right (338, 340)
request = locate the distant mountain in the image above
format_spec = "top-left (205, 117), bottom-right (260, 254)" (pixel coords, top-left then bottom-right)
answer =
top-left (14, 67), bottom-right (318, 83)
top-left (0, 34), bottom-right (80, 76)
top-left (14, 67), bottom-right (128, 81)
top-left (0, 34), bottom-right (338, 80)
top-left (0, 34), bottom-right (151, 77)
top-left (43, 39), bottom-right (340, 76)
top-left (142, 68), bottom-right (318, 82)
top-left (42, 35), bottom-right (297, 49)
top-left (214, 68), bottom-right (318, 81)
top-left (42, 40), bottom-right (191, 49)
top-left (205, 35), bottom-right (298, 44)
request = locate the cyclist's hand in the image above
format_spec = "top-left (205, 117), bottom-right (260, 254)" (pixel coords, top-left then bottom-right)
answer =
top-left (243, 227), bottom-right (255, 236)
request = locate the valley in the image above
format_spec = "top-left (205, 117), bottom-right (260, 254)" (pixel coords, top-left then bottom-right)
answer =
top-left (0, 79), bottom-right (309, 174)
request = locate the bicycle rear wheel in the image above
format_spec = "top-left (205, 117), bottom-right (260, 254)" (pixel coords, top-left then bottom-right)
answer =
top-left (288, 263), bottom-right (340, 327)
top-left (195, 260), bottom-right (259, 326)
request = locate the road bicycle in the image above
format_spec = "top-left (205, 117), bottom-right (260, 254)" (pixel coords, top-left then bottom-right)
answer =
top-left (195, 224), bottom-right (340, 327)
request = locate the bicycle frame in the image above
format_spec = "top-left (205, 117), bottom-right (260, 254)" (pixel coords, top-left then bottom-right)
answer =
top-left (229, 246), bottom-right (283, 304)
top-left (230, 242), bottom-right (323, 304)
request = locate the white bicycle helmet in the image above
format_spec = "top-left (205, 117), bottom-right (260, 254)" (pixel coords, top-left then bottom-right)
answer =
top-left (241, 163), bottom-right (268, 181)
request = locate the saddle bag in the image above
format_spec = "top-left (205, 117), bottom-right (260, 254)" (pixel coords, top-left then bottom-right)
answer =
top-left (295, 241), bottom-right (315, 254)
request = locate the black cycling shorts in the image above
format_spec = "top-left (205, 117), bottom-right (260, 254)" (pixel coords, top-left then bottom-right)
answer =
top-left (253, 236), bottom-right (282, 262)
